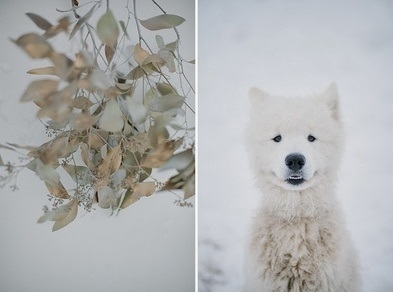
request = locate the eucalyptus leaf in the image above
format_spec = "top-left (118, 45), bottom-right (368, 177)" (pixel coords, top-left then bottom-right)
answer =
top-left (62, 164), bottom-right (91, 184)
top-left (120, 182), bottom-right (156, 209)
top-left (52, 198), bottom-right (78, 231)
top-left (99, 99), bottom-right (124, 132)
top-left (111, 168), bottom-right (126, 187)
top-left (98, 144), bottom-right (122, 177)
top-left (35, 159), bottom-right (60, 187)
top-left (141, 140), bottom-right (179, 168)
top-left (27, 66), bottom-right (57, 76)
top-left (149, 94), bottom-right (185, 112)
top-left (97, 10), bottom-right (119, 47)
top-left (72, 96), bottom-right (93, 110)
top-left (45, 181), bottom-right (70, 199)
top-left (13, 33), bottom-right (53, 58)
top-left (140, 14), bottom-right (185, 31)
top-left (37, 198), bottom-right (77, 224)
top-left (69, 4), bottom-right (97, 40)
top-left (155, 35), bottom-right (165, 49)
top-left (97, 186), bottom-right (116, 209)
top-left (26, 13), bottom-right (53, 30)
top-left (134, 44), bottom-right (149, 65)
top-left (160, 149), bottom-right (193, 171)
top-left (70, 113), bottom-right (96, 131)
top-left (20, 79), bottom-right (58, 103)
top-left (157, 83), bottom-right (177, 95)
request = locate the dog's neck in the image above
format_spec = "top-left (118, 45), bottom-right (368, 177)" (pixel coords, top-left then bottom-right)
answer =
top-left (258, 181), bottom-right (340, 223)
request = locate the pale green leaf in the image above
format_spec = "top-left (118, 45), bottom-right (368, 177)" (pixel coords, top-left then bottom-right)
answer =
top-left (100, 144), bottom-right (108, 160)
top-left (37, 198), bottom-right (77, 224)
top-left (97, 10), bottom-right (119, 47)
top-left (155, 35), bottom-right (165, 49)
top-left (157, 83), bottom-right (177, 95)
top-left (140, 14), bottom-right (185, 31)
top-left (149, 94), bottom-right (185, 112)
top-left (158, 50), bottom-right (176, 72)
top-left (111, 168), bottom-right (126, 187)
top-left (160, 149), bottom-right (193, 171)
top-left (97, 186), bottom-right (116, 209)
top-left (69, 4), bottom-right (97, 40)
top-left (52, 198), bottom-right (78, 231)
top-left (99, 99), bottom-right (124, 132)
top-left (35, 159), bottom-right (60, 187)
top-left (62, 164), bottom-right (91, 184)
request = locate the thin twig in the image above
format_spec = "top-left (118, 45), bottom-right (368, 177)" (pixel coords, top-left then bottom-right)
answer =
top-left (71, 0), bottom-right (80, 18)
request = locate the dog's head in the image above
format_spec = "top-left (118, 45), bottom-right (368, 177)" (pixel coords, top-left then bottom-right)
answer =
top-left (247, 83), bottom-right (343, 192)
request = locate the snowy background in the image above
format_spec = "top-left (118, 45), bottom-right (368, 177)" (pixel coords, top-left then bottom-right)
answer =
top-left (0, 1), bottom-right (195, 292)
top-left (199, 0), bottom-right (393, 291)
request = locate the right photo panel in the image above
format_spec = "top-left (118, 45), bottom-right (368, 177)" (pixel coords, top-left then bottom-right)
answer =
top-left (198, 0), bottom-right (393, 291)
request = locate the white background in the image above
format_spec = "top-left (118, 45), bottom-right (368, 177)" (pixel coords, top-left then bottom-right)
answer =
top-left (199, 0), bottom-right (393, 291)
top-left (0, 1), bottom-right (195, 291)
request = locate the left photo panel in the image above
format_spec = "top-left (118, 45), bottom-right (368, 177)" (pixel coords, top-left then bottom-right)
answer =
top-left (0, 0), bottom-right (195, 291)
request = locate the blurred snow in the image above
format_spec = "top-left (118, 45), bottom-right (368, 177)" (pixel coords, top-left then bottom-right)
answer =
top-left (199, 0), bottom-right (393, 291)
top-left (0, 1), bottom-right (194, 292)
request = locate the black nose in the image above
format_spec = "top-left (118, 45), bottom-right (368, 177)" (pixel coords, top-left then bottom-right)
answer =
top-left (285, 153), bottom-right (306, 171)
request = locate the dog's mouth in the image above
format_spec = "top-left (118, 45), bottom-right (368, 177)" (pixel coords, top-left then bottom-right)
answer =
top-left (286, 174), bottom-right (305, 185)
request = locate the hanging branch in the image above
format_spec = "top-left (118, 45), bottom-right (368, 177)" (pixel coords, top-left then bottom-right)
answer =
top-left (1, 0), bottom-right (195, 231)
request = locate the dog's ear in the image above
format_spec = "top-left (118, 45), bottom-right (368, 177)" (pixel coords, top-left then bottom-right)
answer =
top-left (323, 83), bottom-right (340, 121)
top-left (249, 87), bottom-right (270, 105)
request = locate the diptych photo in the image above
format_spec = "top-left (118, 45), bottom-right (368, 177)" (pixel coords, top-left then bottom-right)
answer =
top-left (1, 0), bottom-right (393, 291)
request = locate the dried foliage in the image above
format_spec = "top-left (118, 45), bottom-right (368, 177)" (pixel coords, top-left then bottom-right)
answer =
top-left (0, 0), bottom-right (195, 231)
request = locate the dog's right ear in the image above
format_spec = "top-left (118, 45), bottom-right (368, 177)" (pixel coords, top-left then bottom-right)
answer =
top-left (249, 87), bottom-right (270, 105)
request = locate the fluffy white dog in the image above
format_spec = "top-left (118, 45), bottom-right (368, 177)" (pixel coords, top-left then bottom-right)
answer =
top-left (245, 84), bottom-right (360, 291)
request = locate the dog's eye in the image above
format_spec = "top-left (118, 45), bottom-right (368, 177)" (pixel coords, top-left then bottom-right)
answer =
top-left (307, 135), bottom-right (316, 142)
top-left (272, 135), bottom-right (282, 142)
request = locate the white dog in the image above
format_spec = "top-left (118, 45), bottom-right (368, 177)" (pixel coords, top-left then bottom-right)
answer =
top-left (245, 84), bottom-right (360, 291)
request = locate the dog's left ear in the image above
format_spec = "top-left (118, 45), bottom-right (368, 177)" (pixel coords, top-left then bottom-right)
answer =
top-left (249, 87), bottom-right (270, 106)
top-left (323, 83), bottom-right (340, 121)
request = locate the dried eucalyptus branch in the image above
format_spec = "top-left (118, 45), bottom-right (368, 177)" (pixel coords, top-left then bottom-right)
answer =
top-left (1, 0), bottom-right (195, 231)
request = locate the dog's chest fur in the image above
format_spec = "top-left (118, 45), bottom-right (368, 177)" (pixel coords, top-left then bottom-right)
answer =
top-left (251, 215), bottom-right (341, 291)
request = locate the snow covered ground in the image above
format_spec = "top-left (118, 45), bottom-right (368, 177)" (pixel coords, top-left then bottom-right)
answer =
top-left (0, 1), bottom-right (195, 291)
top-left (199, 0), bottom-right (393, 291)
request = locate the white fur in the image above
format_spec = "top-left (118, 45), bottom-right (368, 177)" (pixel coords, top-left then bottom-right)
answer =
top-left (245, 84), bottom-right (360, 291)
